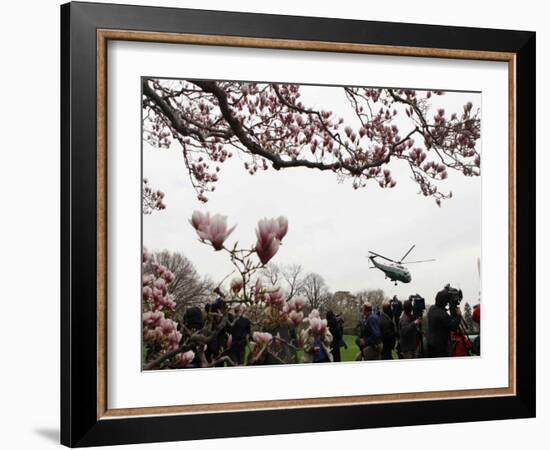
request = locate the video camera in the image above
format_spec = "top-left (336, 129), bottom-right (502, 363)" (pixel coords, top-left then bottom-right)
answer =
top-left (408, 294), bottom-right (426, 319)
top-left (441, 284), bottom-right (463, 315)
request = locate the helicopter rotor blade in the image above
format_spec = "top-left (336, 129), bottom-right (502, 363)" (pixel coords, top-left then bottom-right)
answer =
top-left (367, 251), bottom-right (397, 263)
top-left (399, 244), bottom-right (416, 263)
top-left (401, 259), bottom-right (436, 265)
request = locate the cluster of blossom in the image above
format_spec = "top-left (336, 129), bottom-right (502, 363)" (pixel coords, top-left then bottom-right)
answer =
top-left (189, 211), bottom-right (236, 251)
top-left (143, 79), bottom-right (480, 205)
top-left (142, 310), bottom-right (181, 350)
top-left (190, 211), bottom-right (288, 266)
top-left (142, 251), bottom-right (195, 368)
top-left (298, 309), bottom-right (334, 362)
top-left (142, 178), bottom-right (166, 214)
top-left (189, 211), bottom-right (328, 364)
top-left (255, 216), bottom-right (288, 265)
top-left (142, 255), bottom-right (177, 311)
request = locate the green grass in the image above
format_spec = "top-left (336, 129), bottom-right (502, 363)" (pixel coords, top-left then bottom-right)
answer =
top-left (243, 334), bottom-right (397, 366)
top-left (339, 335), bottom-right (399, 361)
top-left (298, 334), bottom-right (371, 363)
top-left (340, 334), bottom-right (361, 361)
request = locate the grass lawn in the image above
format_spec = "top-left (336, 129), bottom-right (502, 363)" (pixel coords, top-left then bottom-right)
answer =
top-left (340, 335), bottom-right (399, 361)
top-left (340, 334), bottom-right (361, 361)
top-left (244, 334), bottom-right (397, 365)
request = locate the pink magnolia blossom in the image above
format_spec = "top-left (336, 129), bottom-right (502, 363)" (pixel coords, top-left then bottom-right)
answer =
top-left (162, 270), bottom-right (175, 283)
top-left (276, 216), bottom-right (288, 241)
top-left (288, 310), bottom-right (304, 327)
top-left (160, 317), bottom-right (177, 335)
top-left (189, 210), bottom-right (211, 232)
top-left (143, 310), bottom-right (164, 327)
top-left (266, 289), bottom-right (284, 306)
top-left (168, 330), bottom-right (182, 346)
top-left (195, 214), bottom-right (236, 251)
top-left (252, 331), bottom-right (273, 346)
top-left (230, 277), bottom-right (243, 293)
top-left (143, 329), bottom-right (155, 342)
top-left (296, 329), bottom-right (308, 348)
top-left (256, 218), bottom-right (280, 244)
top-left (153, 327), bottom-right (164, 341)
top-left (255, 218), bottom-right (283, 265)
top-left (292, 296), bottom-right (306, 312)
top-left (309, 317), bottom-right (328, 336)
top-left (256, 235), bottom-right (280, 265)
top-left (175, 350), bottom-right (195, 367)
top-left (308, 309), bottom-right (320, 320)
top-left (142, 286), bottom-right (153, 301)
top-left (142, 274), bottom-right (155, 285)
top-left (154, 277), bottom-right (167, 293)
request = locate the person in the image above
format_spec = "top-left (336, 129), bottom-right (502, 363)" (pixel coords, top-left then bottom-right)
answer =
top-left (312, 336), bottom-right (331, 363)
top-left (182, 305), bottom-right (204, 332)
top-left (204, 291), bottom-right (230, 365)
top-left (359, 302), bottom-right (382, 360)
top-left (426, 288), bottom-right (462, 357)
top-left (303, 332), bottom-right (333, 364)
top-left (399, 300), bottom-right (421, 358)
top-left (379, 301), bottom-right (397, 360)
top-left (228, 305), bottom-right (251, 365)
top-left (471, 304), bottom-right (480, 355)
top-left (326, 310), bottom-right (344, 362)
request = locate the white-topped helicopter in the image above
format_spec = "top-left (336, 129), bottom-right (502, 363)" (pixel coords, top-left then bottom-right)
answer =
top-left (367, 245), bottom-right (435, 285)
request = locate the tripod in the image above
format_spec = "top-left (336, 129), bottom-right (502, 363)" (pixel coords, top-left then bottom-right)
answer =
top-left (450, 314), bottom-right (473, 356)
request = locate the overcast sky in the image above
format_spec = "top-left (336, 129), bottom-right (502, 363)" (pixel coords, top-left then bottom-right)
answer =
top-left (143, 83), bottom-right (481, 305)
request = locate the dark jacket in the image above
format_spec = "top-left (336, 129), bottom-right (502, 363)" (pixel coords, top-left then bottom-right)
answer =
top-left (327, 318), bottom-right (343, 346)
top-left (361, 313), bottom-right (382, 346)
top-left (379, 312), bottom-right (396, 344)
top-left (427, 304), bottom-right (461, 356)
top-left (230, 316), bottom-right (251, 348)
top-left (399, 313), bottom-right (418, 353)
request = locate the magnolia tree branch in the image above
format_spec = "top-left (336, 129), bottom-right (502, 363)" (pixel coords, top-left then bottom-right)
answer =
top-left (143, 79), bottom-right (480, 206)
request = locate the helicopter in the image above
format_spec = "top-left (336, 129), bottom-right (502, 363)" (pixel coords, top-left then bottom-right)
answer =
top-left (367, 245), bottom-right (435, 285)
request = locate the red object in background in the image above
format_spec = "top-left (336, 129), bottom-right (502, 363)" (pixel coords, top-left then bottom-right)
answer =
top-left (472, 304), bottom-right (481, 323)
top-left (450, 332), bottom-right (473, 356)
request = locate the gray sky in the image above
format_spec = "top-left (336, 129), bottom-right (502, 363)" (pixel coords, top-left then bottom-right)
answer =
top-left (143, 84), bottom-right (481, 305)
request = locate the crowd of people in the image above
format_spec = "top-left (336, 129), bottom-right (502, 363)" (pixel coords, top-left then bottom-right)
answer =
top-left (175, 285), bottom-right (480, 368)
top-left (351, 288), bottom-right (480, 361)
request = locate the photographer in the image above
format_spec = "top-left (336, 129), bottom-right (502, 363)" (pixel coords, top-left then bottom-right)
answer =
top-left (426, 286), bottom-right (462, 358)
top-left (379, 301), bottom-right (397, 360)
top-left (399, 300), bottom-right (422, 358)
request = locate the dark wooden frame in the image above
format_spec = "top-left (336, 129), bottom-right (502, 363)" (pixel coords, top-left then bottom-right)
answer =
top-left (61, 1), bottom-right (536, 447)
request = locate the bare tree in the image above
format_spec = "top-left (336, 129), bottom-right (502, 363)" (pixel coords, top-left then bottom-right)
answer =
top-left (281, 264), bottom-right (306, 301)
top-left (302, 272), bottom-right (331, 311)
top-left (261, 263), bottom-right (281, 288)
top-left (262, 263), bottom-right (305, 302)
top-left (145, 250), bottom-right (214, 315)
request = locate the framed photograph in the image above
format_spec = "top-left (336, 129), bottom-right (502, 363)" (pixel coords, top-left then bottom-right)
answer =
top-left (61, 1), bottom-right (536, 447)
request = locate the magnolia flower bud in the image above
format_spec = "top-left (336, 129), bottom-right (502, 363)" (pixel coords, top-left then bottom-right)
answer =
top-left (230, 277), bottom-right (243, 293)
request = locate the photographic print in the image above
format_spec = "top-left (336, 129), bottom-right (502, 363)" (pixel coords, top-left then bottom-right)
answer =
top-left (141, 78), bottom-right (482, 370)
